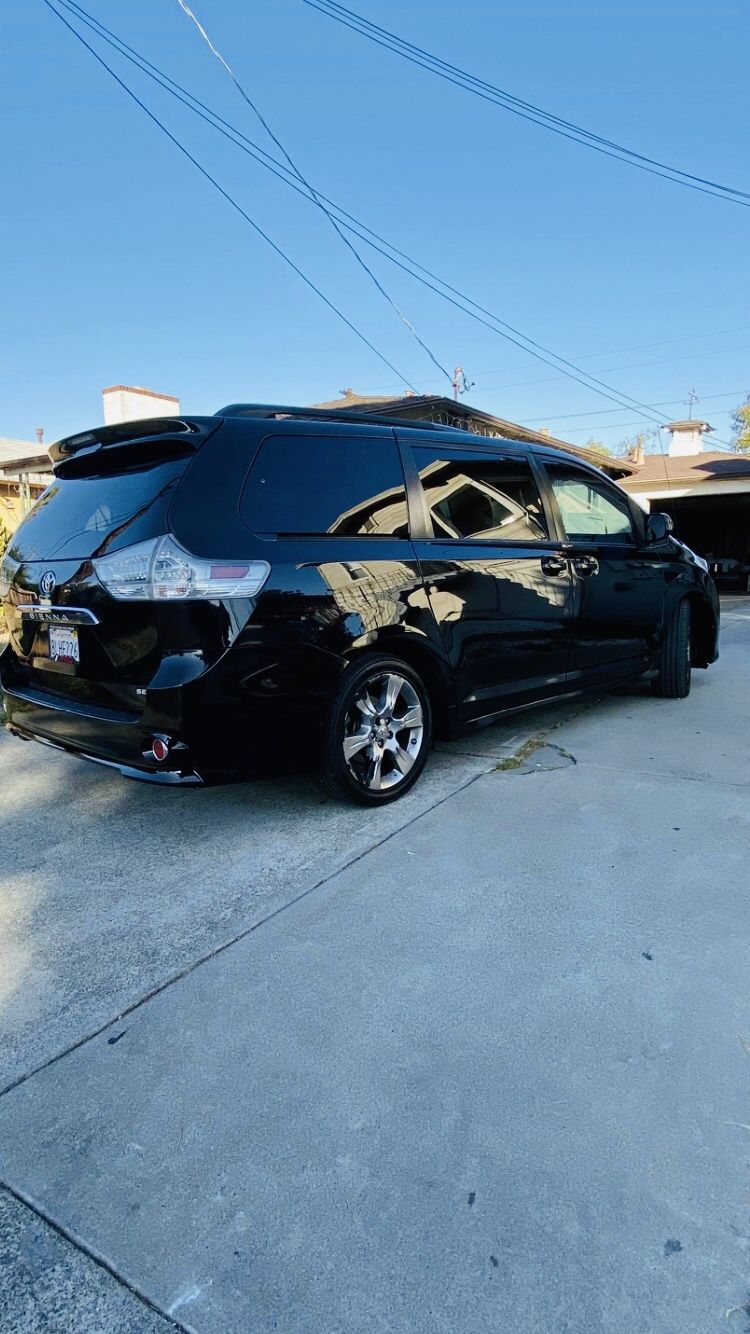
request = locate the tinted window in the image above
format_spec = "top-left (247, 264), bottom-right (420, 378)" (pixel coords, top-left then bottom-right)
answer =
top-left (10, 453), bottom-right (190, 561)
top-left (547, 464), bottom-right (634, 542)
top-left (412, 449), bottom-right (548, 541)
top-left (241, 435), bottom-right (409, 537)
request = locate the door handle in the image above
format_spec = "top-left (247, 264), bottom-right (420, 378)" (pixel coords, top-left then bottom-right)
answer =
top-left (573, 555), bottom-right (599, 577)
top-left (541, 554), bottom-right (568, 576)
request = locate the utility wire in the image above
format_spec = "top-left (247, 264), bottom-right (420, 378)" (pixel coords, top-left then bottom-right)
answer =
top-left (60, 0), bottom-right (731, 457)
top-left (527, 388), bottom-right (750, 424)
top-left (455, 329), bottom-right (750, 388)
top-left (54, 0), bottom-right (676, 431)
top-left (304, 0), bottom-right (750, 209)
top-left (47, 6), bottom-right (715, 484)
top-left (42, 0), bottom-right (420, 391)
top-left (328, 327), bottom-right (750, 394)
top-left (174, 0), bottom-right (452, 383)
top-left (466, 343), bottom-right (750, 395)
top-left (555, 416), bottom-right (736, 436)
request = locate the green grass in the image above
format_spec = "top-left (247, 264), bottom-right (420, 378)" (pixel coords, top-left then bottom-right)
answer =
top-left (495, 736), bottom-right (545, 771)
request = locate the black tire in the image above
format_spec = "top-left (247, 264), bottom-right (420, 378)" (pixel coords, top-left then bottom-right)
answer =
top-left (653, 599), bottom-right (692, 698)
top-left (319, 654), bottom-right (433, 805)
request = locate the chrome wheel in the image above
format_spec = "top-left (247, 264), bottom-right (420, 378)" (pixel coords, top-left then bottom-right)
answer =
top-left (342, 671), bottom-right (425, 792)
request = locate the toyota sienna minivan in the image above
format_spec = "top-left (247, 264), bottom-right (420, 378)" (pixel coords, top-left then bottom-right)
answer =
top-left (0, 404), bottom-right (720, 804)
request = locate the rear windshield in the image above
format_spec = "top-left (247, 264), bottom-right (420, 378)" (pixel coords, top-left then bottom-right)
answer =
top-left (11, 451), bottom-right (191, 561)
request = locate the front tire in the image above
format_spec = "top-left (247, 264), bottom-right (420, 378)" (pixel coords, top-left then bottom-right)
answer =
top-left (319, 654), bottom-right (433, 805)
top-left (653, 599), bottom-right (692, 698)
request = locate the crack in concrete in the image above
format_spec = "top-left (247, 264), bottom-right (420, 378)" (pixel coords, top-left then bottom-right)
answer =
top-left (0, 1181), bottom-right (188, 1332)
top-left (0, 765), bottom-right (494, 1103)
top-left (582, 761), bottom-right (750, 790)
top-left (518, 742), bottom-right (578, 774)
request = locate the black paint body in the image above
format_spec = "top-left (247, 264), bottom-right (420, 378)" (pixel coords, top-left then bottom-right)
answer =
top-left (0, 410), bottom-right (720, 784)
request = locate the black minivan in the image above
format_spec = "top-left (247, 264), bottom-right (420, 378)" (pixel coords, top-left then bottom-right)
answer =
top-left (0, 404), bottom-right (720, 804)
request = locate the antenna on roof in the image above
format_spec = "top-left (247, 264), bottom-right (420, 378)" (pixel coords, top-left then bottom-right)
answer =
top-left (686, 388), bottom-right (699, 420)
top-left (451, 366), bottom-right (475, 401)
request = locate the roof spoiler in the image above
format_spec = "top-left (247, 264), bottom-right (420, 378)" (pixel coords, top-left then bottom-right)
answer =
top-left (50, 416), bottom-right (212, 465)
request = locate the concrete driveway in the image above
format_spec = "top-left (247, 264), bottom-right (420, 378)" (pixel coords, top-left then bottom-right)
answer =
top-left (1, 601), bottom-right (749, 1332)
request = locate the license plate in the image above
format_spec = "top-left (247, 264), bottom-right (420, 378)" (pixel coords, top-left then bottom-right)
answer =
top-left (48, 625), bottom-right (79, 664)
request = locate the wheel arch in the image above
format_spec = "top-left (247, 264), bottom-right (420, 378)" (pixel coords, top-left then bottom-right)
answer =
top-left (343, 630), bottom-right (455, 738)
top-left (684, 591), bottom-right (718, 668)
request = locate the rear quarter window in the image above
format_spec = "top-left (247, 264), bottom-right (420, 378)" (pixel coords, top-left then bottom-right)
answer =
top-left (240, 434), bottom-right (409, 537)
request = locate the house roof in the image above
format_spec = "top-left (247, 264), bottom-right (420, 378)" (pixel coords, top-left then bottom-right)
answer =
top-left (0, 434), bottom-right (51, 472)
top-left (621, 451), bottom-right (750, 489)
top-left (309, 393), bottom-right (636, 475)
top-left (0, 437), bottom-right (53, 475)
top-left (313, 393), bottom-right (400, 410)
top-left (0, 437), bottom-right (39, 463)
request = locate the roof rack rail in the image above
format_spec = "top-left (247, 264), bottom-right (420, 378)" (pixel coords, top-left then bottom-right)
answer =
top-left (215, 403), bottom-right (461, 433)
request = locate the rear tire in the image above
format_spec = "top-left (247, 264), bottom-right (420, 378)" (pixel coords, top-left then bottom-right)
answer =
top-left (319, 654), bottom-right (433, 805)
top-left (652, 599), bottom-right (692, 698)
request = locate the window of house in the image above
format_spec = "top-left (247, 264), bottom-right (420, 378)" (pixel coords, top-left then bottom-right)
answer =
top-left (241, 435), bottom-right (409, 536)
top-left (411, 449), bottom-right (548, 541)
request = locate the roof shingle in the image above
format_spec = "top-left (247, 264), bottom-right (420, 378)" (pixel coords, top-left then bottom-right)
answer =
top-left (621, 451), bottom-right (750, 487)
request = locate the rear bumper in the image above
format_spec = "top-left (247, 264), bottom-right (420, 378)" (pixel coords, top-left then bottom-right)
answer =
top-left (0, 638), bottom-right (349, 783)
top-left (1, 681), bottom-right (204, 784)
top-left (4, 717), bottom-right (203, 784)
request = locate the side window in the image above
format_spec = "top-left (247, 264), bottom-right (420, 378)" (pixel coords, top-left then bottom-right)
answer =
top-left (411, 448), bottom-right (548, 541)
top-left (241, 435), bottom-right (409, 537)
top-left (546, 464), bottom-right (635, 543)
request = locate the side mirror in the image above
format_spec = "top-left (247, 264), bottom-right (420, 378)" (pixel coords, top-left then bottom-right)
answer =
top-left (646, 512), bottom-right (674, 543)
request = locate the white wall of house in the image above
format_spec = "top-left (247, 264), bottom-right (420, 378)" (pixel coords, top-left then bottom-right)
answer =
top-left (625, 477), bottom-right (750, 505)
top-left (102, 385), bottom-right (180, 425)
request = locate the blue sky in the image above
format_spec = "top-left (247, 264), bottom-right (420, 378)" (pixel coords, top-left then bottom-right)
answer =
top-left (2, 0), bottom-right (748, 448)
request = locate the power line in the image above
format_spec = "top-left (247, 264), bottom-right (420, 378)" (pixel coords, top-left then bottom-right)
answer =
top-left (555, 410), bottom-right (737, 433)
top-left (42, 0), bottom-right (422, 392)
top-left (47, 4), bottom-right (694, 478)
top-left (471, 343), bottom-right (750, 395)
top-left (53, 0), bottom-right (676, 432)
top-left (304, 0), bottom-right (750, 210)
top-left (526, 389), bottom-right (750, 424)
top-left (355, 327), bottom-right (750, 394)
top-left (561, 417), bottom-right (737, 438)
top-left (173, 0), bottom-right (452, 384)
top-left (355, 344), bottom-right (750, 402)
top-left (479, 325), bottom-right (750, 373)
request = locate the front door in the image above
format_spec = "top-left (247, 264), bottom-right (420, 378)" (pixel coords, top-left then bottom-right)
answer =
top-left (542, 460), bottom-right (668, 683)
top-left (402, 440), bottom-right (576, 721)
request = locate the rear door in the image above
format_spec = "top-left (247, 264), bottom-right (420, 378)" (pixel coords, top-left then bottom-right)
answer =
top-left (1, 420), bottom-right (220, 710)
top-left (541, 459), bottom-right (667, 682)
top-left (400, 437), bottom-right (576, 720)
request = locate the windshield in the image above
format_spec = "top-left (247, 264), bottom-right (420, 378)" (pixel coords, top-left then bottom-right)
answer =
top-left (10, 455), bottom-right (191, 561)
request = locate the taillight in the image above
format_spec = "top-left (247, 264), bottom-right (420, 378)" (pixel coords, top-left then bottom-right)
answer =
top-left (0, 552), bottom-right (19, 599)
top-left (93, 536), bottom-right (270, 601)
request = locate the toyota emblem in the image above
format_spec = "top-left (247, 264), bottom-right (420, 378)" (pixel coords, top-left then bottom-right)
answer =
top-left (40, 570), bottom-right (56, 598)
